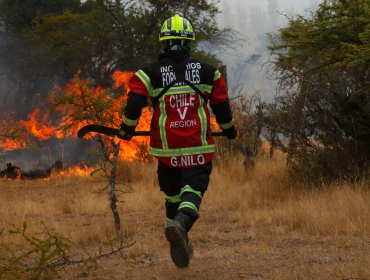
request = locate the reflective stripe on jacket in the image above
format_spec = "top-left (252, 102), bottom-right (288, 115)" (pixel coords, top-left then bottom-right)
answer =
top-left (126, 55), bottom-right (230, 168)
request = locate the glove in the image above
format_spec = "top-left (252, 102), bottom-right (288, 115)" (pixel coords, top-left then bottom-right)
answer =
top-left (223, 124), bottom-right (238, 139)
top-left (117, 122), bottom-right (135, 141)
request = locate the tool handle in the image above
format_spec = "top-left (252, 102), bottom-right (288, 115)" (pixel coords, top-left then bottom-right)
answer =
top-left (78, 124), bottom-right (225, 138)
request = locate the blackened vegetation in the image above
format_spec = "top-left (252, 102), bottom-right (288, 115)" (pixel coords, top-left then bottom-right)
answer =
top-left (215, 139), bottom-right (256, 169)
top-left (0, 160), bottom-right (86, 179)
top-left (215, 96), bottom-right (262, 169)
top-left (240, 143), bottom-right (255, 168)
top-left (0, 163), bottom-right (22, 179)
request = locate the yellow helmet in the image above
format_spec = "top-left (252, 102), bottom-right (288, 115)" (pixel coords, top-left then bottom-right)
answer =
top-left (159, 14), bottom-right (195, 42)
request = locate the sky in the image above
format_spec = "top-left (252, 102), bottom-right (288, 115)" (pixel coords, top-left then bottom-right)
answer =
top-left (216, 0), bottom-right (320, 100)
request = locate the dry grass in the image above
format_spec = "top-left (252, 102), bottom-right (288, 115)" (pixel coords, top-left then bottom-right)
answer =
top-left (208, 153), bottom-right (370, 236)
top-left (0, 153), bottom-right (369, 279)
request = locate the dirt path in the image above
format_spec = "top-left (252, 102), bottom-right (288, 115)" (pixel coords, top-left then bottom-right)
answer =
top-left (61, 209), bottom-right (370, 280)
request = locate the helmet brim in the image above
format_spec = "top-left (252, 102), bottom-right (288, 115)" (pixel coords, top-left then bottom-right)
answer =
top-left (159, 35), bottom-right (195, 41)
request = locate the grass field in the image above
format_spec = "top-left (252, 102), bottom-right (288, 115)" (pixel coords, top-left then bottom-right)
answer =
top-left (0, 153), bottom-right (369, 279)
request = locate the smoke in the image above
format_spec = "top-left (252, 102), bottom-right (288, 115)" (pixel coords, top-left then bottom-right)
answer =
top-left (0, 21), bottom-right (12, 111)
top-left (216, 0), bottom-right (319, 100)
top-left (3, 138), bottom-right (99, 172)
top-left (0, 16), bottom-right (91, 171)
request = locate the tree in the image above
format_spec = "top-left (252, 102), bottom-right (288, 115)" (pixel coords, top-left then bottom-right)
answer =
top-left (0, 0), bottom-right (231, 117)
top-left (49, 72), bottom-right (136, 233)
top-left (0, 0), bottom-right (83, 35)
top-left (262, 0), bottom-right (370, 183)
top-left (0, 0), bottom-right (88, 117)
top-left (25, 0), bottom-right (228, 81)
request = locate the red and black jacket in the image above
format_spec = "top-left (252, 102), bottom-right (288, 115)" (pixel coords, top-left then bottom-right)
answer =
top-left (122, 50), bottom-right (234, 168)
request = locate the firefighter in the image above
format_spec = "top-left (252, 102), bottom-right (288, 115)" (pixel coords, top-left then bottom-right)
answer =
top-left (117, 14), bottom-right (237, 268)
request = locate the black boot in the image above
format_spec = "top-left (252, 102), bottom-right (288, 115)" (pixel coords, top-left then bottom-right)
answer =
top-left (165, 213), bottom-right (194, 268)
top-left (174, 211), bottom-right (194, 232)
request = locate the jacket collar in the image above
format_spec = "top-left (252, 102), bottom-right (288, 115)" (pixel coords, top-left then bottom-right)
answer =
top-left (158, 50), bottom-right (190, 62)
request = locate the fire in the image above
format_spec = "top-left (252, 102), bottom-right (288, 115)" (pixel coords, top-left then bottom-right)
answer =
top-left (0, 69), bottom-right (218, 165)
top-left (0, 138), bottom-right (26, 151)
top-left (51, 70), bottom-right (152, 161)
top-left (112, 70), bottom-right (134, 91)
top-left (52, 77), bottom-right (117, 137)
top-left (57, 163), bottom-right (95, 177)
top-left (0, 161), bottom-right (95, 180)
top-left (111, 70), bottom-right (134, 126)
top-left (112, 70), bottom-right (151, 161)
top-left (20, 109), bottom-right (61, 140)
top-left (210, 117), bottom-right (220, 131)
top-left (0, 118), bottom-right (27, 151)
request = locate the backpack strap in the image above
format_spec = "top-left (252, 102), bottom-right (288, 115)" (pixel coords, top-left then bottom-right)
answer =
top-left (183, 80), bottom-right (206, 101)
top-left (152, 79), bottom-right (177, 107)
top-left (152, 62), bottom-right (207, 107)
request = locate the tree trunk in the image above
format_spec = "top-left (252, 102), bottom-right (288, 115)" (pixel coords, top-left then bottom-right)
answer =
top-left (109, 139), bottom-right (121, 233)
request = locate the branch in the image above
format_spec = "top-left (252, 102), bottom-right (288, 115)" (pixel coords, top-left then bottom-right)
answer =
top-left (95, 134), bottom-right (113, 164)
top-left (100, 0), bottom-right (136, 35)
top-left (229, 95), bottom-right (244, 101)
top-left (51, 238), bottom-right (135, 270)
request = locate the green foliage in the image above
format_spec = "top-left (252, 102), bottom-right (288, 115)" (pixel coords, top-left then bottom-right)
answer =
top-left (263, 0), bottom-right (370, 183)
top-left (0, 0), bottom-right (83, 35)
top-left (0, 223), bottom-right (73, 280)
top-left (268, 0), bottom-right (370, 74)
top-left (0, 0), bottom-right (89, 117)
top-left (23, 10), bottom-right (109, 78)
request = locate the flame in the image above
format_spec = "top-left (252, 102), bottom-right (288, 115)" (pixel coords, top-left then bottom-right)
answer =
top-left (210, 117), bottom-right (220, 131)
top-left (0, 138), bottom-right (26, 151)
top-left (57, 163), bottom-right (95, 176)
top-left (110, 70), bottom-right (151, 161)
top-left (53, 70), bottom-right (151, 161)
top-left (112, 70), bottom-right (134, 91)
top-left (0, 118), bottom-right (27, 151)
top-left (19, 109), bottom-right (61, 140)
top-left (111, 70), bottom-right (134, 126)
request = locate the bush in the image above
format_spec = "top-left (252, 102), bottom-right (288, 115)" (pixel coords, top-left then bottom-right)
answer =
top-left (262, 0), bottom-right (370, 183)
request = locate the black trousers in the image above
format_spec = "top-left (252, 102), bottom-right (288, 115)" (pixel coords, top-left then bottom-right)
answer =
top-left (157, 161), bottom-right (212, 229)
